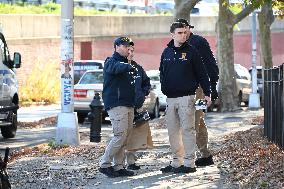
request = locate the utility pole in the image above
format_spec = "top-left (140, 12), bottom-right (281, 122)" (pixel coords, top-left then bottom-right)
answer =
top-left (56, 0), bottom-right (80, 145)
top-left (249, 11), bottom-right (260, 108)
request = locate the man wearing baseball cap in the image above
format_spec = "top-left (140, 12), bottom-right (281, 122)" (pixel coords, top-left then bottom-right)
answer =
top-left (177, 18), bottom-right (219, 167)
top-left (99, 36), bottom-right (137, 177)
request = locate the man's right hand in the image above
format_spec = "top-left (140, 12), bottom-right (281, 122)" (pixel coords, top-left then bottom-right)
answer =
top-left (130, 66), bottom-right (138, 76)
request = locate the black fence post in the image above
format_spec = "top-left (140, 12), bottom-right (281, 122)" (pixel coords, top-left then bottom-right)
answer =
top-left (264, 63), bottom-right (284, 149)
top-left (264, 68), bottom-right (268, 137)
top-left (277, 64), bottom-right (284, 148)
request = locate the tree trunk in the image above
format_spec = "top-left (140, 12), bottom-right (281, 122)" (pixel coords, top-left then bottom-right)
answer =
top-left (174, 0), bottom-right (199, 21)
top-left (258, 2), bottom-right (274, 69)
top-left (217, 0), bottom-right (239, 111)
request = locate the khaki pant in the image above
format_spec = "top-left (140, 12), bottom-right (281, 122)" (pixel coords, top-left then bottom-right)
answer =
top-left (195, 87), bottom-right (211, 158)
top-left (166, 95), bottom-right (196, 168)
top-left (126, 122), bottom-right (153, 165)
top-left (99, 106), bottom-right (134, 171)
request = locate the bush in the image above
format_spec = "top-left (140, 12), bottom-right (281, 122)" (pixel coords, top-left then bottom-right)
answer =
top-left (20, 60), bottom-right (60, 105)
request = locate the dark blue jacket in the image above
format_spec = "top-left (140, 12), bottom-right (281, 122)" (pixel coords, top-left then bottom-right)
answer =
top-left (102, 52), bottom-right (135, 110)
top-left (188, 33), bottom-right (219, 84)
top-left (159, 40), bottom-right (211, 98)
top-left (131, 61), bottom-right (151, 109)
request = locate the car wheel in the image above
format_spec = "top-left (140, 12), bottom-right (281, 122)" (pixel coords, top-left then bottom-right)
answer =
top-left (77, 113), bottom-right (86, 124)
top-left (1, 104), bottom-right (17, 138)
top-left (238, 91), bottom-right (242, 106)
top-left (151, 100), bottom-right (160, 119)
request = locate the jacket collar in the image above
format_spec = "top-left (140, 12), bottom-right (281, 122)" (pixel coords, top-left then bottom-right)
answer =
top-left (113, 52), bottom-right (128, 62)
top-left (167, 39), bottom-right (189, 50)
top-left (188, 33), bottom-right (195, 41)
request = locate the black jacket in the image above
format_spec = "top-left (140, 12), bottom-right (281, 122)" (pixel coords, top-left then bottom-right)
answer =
top-left (102, 52), bottom-right (135, 110)
top-left (188, 33), bottom-right (219, 84)
top-left (131, 61), bottom-right (151, 109)
top-left (159, 40), bottom-right (211, 98)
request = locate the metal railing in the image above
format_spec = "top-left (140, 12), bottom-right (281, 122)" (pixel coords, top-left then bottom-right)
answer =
top-left (264, 63), bottom-right (284, 149)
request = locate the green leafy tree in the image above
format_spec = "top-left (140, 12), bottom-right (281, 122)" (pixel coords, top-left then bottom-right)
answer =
top-left (258, 0), bottom-right (284, 69)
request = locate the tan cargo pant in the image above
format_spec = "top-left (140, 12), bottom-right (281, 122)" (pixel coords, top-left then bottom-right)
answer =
top-left (99, 106), bottom-right (134, 171)
top-left (166, 95), bottom-right (196, 168)
top-left (195, 87), bottom-right (211, 158)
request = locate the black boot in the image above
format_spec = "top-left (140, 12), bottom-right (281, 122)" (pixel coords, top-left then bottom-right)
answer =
top-left (127, 163), bottom-right (141, 170)
top-left (195, 155), bottom-right (214, 166)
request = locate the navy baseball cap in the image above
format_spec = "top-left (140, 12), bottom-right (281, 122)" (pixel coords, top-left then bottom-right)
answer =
top-left (114, 37), bottom-right (134, 47)
top-left (176, 18), bottom-right (194, 28)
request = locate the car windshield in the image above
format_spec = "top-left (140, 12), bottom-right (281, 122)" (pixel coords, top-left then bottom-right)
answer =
top-left (79, 72), bottom-right (104, 84)
top-left (235, 65), bottom-right (251, 80)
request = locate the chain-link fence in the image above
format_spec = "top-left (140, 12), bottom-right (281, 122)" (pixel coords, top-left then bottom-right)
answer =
top-left (264, 63), bottom-right (284, 149)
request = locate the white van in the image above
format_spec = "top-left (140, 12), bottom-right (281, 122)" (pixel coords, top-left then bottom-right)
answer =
top-left (0, 32), bottom-right (22, 138)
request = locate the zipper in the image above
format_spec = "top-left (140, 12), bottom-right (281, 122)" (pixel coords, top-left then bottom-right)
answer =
top-left (117, 88), bottom-right (120, 101)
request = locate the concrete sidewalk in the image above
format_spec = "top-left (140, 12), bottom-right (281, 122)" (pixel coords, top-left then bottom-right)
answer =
top-left (79, 107), bottom-right (264, 189)
top-left (18, 104), bottom-right (61, 122)
top-left (8, 107), bottom-right (264, 189)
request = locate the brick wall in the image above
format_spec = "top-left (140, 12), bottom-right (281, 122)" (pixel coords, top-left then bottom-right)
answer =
top-left (9, 31), bottom-right (284, 88)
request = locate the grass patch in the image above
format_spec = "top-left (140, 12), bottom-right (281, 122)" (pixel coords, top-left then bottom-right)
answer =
top-left (0, 3), bottom-right (158, 16)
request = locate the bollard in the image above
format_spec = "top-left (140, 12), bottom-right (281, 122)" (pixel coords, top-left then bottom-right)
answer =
top-left (88, 92), bottom-right (103, 142)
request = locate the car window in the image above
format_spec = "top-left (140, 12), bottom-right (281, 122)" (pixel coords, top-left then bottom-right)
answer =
top-left (235, 71), bottom-right (249, 80)
top-left (234, 65), bottom-right (251, 80)
top-left (149, 76), bottom-right (160, 81)
top-left (257, 69), bottom-right (263, 79)
top-left (74, 60), bottom-right (104, 84)
top-left (79, 72), bottom-right (104, 84)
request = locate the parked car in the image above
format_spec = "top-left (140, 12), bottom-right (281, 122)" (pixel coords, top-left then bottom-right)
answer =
top-left (212, 64), bottom-right (252, 110)
top-left (249, 66), bottom-right (263, 101)
top-left (74, 0), bottom-right (90, 8)
top-left (234, 64), bottom-right (252, 105)
top-left (192, 0), bottom-right (218, 16)
top-left (74, 69), bottom-right (105, 123)
top-left (73, 60), bottom-right (104, 84)
top-left (146, 70), bottom-right (167, 110)
top-left (109, 0), bottom-right (130, 13)
top-left (74, 69), bottom-right (160, 123)
top-left (91, 0), bottom-right (111, 11)
top-left (154, 1), bottom-right (174, 14)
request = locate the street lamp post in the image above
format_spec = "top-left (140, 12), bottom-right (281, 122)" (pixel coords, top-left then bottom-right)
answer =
top-left (56, 0), bottom-right (80, 145)
top-left (249, 11), bottom-right (260, 108)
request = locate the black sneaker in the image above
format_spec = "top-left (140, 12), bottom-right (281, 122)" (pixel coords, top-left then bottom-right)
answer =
top-left (160, 165), bottom-right (174, 173)
top-left (99, 167), bottom-right (119, 178)
top-left (127, 163), bottom-right (141, 170)
top-left (195, 155), bottom-right (214, 166)
top-left (173, 165), bottom-right (197, 173)
top-left (116, 169), bottom-right (134, 177)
